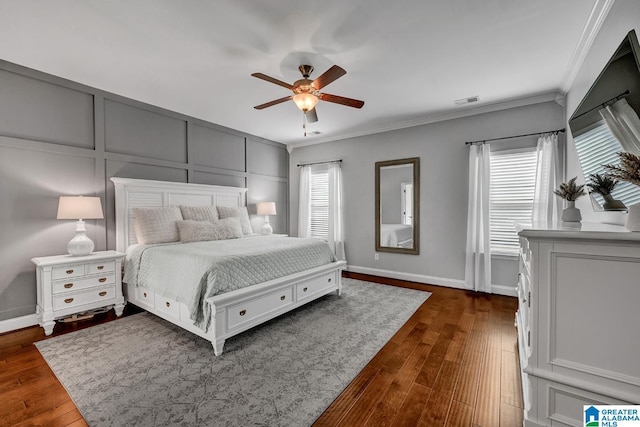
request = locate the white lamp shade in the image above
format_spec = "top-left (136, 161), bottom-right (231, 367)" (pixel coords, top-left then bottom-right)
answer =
top-left (292, 93), bottom-right (318, 112)
top-left (257, 202), bottom-right (277, 216)
top-left (57, 196), bottom-right (104, 220)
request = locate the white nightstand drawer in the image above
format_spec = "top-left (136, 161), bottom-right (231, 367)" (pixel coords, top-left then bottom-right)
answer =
top-left (87, 261), bottom-right (116, 275)
top-left (52, 264), bottom-right (86, 280)
top-left (52, 286), bottom-right (115, 311)
top-left (228, 287), bottom-right (294, 330)
top-left (297, 273), bottom-right (336, 302)
top-left (52, 273), bottom-right (115, 294)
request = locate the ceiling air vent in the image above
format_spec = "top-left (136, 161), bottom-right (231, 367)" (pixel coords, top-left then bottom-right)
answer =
top-left (454, 95), bottom-right (479, 106)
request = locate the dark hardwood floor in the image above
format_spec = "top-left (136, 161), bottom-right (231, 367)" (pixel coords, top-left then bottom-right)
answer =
top-left (0, 273), bottom-right (522, 427)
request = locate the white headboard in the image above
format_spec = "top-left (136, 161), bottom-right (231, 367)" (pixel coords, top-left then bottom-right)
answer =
top-left (110, 177), bottom-right (248, 252)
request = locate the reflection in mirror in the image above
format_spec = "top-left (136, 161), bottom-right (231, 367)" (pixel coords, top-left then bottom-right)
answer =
top-left (375, 157), bottom-right (419, 254)
top-left (569, 29), bottom-right (640, 210)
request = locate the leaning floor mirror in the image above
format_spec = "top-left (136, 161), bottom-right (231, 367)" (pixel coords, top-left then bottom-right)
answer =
top-left (375, 157), bottom-right (420, 254)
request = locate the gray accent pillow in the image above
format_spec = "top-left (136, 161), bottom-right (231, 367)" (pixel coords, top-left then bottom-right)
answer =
top-left (216, 206), bottom-right (253, 235)
top-left (132, 207), bottom-right (183, 244)
top-left (177, 218), bottom-right (244, 243)
top-left (180, 205), bottom-right (219, 222)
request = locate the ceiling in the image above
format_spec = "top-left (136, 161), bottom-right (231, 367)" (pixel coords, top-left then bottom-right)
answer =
top-left (0, 0), bottom-right (604, 148)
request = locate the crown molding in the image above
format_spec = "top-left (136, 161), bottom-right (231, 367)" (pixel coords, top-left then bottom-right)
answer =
top-left (287, 91), bottom-right (563, 151)
top-left (558, 0), bottom-right (616, 93)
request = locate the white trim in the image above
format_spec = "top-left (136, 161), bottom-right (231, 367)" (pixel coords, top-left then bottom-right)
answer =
top-left (0, 313), bottom-right (39, 334)
top-left (559, 0), bottom-right (616, 93)
top-left (491, 284), bottom-right (518, 297)
top-left (287, 91), bottom-right (561, 150)
top-left (347, 265), bottom-right (517, 296)
top-left (347, 265), bottom-right (467, 289)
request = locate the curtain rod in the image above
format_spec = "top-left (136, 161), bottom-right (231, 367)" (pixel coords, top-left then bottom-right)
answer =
top-left (465, 128), bottom-right (566, 146)
top-left (569, 90), bottom-right (630, 121)
top-left (297, 159), bottom-right (342, 167)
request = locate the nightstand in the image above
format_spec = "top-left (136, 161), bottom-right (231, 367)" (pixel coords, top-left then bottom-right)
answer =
top-left (31, 250), bottom-right (126, 335)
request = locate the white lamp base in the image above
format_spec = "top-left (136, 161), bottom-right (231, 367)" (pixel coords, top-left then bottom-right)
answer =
top-left (67, 220), bottom-right (95, 256)
top-left (261, 215), bottom-right (273, 235)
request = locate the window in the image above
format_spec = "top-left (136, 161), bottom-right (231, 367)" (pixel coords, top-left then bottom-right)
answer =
top-left (573, 123), bottom-right (640, 207)
top-left (489, 148), bottom-right (537, 255)
top-left (309, 167), bottom-right (329, 240)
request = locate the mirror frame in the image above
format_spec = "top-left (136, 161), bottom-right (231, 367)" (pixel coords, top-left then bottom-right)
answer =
top-left (375, 157), bottom-right (420, 255)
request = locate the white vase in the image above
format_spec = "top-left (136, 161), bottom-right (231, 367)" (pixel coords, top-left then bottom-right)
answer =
top-left (561, 200), bottom-right (582, 222)
top-left (626, 205), bottom-right (640, 231)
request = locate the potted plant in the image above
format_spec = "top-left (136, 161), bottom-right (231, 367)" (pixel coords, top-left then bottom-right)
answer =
top-left (587, 173), bottom-right (626, 210)
top-left (604, 152), bottom-right (640, 231)
top-left (554, 177), bottom-right (586, 222)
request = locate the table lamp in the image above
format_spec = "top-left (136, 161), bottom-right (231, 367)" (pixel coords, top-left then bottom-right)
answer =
top-left (257, 202), bottom-right (276, 235)
top-left (57, 196), bottom-right (104, 256)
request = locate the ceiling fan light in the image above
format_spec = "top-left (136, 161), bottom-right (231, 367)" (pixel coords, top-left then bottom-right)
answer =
top-left (293, 93), bottom-right (318, 112)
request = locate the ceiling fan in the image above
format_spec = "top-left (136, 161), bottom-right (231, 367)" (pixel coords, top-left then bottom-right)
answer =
top-left (251, 64), bottom-right (365, 125)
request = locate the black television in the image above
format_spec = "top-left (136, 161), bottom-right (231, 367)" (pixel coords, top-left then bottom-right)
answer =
top-left (568, 29), bottom-right (640, 210)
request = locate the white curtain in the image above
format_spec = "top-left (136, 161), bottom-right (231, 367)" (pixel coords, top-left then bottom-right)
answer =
top-left (532, 133), bottom-right (561, 224)
top-left (298, 165), bottom-right (311, 238)
top-left (328, 162), bottom-right (346, 261)
top-left (600, 98), bottom-right (640, 153)
top-left (464, 143), bottom-right (492, 293)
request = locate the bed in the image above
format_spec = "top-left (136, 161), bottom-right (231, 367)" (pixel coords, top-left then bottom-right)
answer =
top-left (111, 177), bottom-right (346, 355)
top-left (380, 223), bottom-right (413, 248)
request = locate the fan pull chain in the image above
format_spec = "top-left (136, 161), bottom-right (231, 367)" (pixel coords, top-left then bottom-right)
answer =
top-left (302, 111), bottom-right (307, 137)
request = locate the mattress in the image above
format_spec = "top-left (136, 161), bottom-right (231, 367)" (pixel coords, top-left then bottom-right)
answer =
top-left (124, 235), bottom-right (336, 331)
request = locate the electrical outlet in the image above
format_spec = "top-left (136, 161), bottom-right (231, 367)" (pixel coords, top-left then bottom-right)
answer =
top-left (374, 253), bottom-right (379, 261)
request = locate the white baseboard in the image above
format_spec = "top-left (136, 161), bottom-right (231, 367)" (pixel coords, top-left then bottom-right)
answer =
top-left (0, 313), bottom-right (39, 334)
top-left (346, 265), bottom-right (517, 297)
top-left (491, 284), bottom-right (518, 297)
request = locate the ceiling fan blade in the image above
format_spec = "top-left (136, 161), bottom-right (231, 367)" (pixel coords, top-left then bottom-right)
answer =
top-left (318, 93), bottom-right (365, 109)
top-left (251, 73), bottom-right (295, 90)
top-left (312, 65), bottom-right (346, 90)
top-left (254, 96), bottom-right (293, 110)
top-left (305, 108), bottom-right (318, 123)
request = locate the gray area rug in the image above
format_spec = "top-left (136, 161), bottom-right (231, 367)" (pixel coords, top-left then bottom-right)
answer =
top-left (36, 278), bottom-right (430, 427)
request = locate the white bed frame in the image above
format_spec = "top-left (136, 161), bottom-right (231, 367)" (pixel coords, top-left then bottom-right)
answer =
top-left (111, 177), bottom-right (345, 355)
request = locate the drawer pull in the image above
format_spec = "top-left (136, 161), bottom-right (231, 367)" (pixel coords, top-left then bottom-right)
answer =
top-left (99, 291), bottom-right (107, 297)
top-left (66, 269), bottom-right (74, 275)
top-left (64, 298), bottom-right (74, 304)
top-left (97, 265), bottom-right (104, 270)
top-left (328, 278), bottom-right (332, 283)
top-left (98, 278), bottom-right (107, 283)
top-left (280, 295), bottom-right (286, 301)
top-left (64, 283), bottom-right (73, 289)
top-left (143, 292), bottom-right (147, 298)
top-left (239, 309), bottom-right (246, 316)
top-left (303, 287), bottom-right (308, 292)
top-left (165, 301), bottom-right (171, 308)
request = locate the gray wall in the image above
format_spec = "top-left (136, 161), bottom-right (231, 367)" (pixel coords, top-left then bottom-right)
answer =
top-left (0, 60), bottom-right (288, 322)
top-left (567, 0), bottom-right (640, 224)
top-left (290, 101), bottom-right (564, 291)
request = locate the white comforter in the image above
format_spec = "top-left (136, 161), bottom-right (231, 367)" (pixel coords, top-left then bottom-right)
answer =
top-left (124, 236), bottom-right (336, 332)
top-left (380, 224), bottom-right (413, 247)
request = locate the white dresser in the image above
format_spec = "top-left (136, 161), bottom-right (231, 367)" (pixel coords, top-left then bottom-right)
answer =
top-left (516, 222), bottom-right (640, 426)
top-left (32, 250), bottom-right (126, 335)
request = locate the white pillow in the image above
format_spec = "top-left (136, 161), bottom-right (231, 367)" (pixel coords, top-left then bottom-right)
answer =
top-left (177, 218), bottom-right (244, 243)
top-left (216, 206), bottom-right (253, 235)
top-left (132, 207), bottom-right (183, 244)
top-left (180, 205), bottom-right (219, 222)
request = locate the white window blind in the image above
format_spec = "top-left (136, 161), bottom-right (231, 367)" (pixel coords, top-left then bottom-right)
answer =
top-left (309, 169), bottom-right (329, 240)
top-left (489, 148), bottom-right (537, 255)
top-left (573, 123), bottom-right (640, 206)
